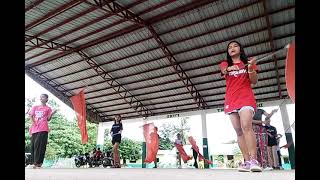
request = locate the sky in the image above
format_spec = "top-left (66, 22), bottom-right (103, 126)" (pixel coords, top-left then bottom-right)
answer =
top-left (25, 74), bottom-right (295, 156)
top-left (25, 74), bottom-right (76, 121)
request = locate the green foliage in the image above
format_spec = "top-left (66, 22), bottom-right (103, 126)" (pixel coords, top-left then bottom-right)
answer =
top-left (104, 137), bottom-right (142, 161)
top-left (158, 117), bottom-right (191, 150)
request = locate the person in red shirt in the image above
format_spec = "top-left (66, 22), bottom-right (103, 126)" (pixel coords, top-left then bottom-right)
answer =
top-left (95, 148), bottom-right (103, 161)
top-left (219, 41), bottom-right (261, 172)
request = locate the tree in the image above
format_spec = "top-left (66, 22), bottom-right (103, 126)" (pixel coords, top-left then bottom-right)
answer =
top-left (158, 117), bottom-right (191, 150)
top-left (104, 137), bottom-right (142, 162)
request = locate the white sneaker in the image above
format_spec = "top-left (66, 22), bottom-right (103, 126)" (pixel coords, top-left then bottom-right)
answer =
top-left (264, 167), bottom-right (273, 171)
top-left (249, 159), bottom-right (262, 172)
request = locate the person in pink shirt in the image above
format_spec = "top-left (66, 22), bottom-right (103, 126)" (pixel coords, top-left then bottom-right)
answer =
top-left (28, 94), bottom-right (56, 168)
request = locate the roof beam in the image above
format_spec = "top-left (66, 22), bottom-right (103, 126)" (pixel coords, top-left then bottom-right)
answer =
top-left (25, 34), bottom-right (73, 52)
top-left (25, 0), bottom-right (45, 13)
top-left (25, 5), bottom-right (97, 43)
top-left (25, 0), bottom-right (216, 69)
top-left (93, 82), bottom-right (286, 113)
top-left (263, 0), bottom-right (282, 98)
top-left (53, 35), bottom-right (288, 90)
top-left (62, 50), bottom-right (286, 96)
top-left (36, 0), bottom-right (277, 77)
top-left (26, 0), bottom-right (260, 66)
top-left (88, 74), bottom-right (284, 109)
top-left (24, 0), bottom-right (162, 59)
top-left (86, 65), bottom-right (286, 107)
top-left (47, 30), bottom-right (293, 84)
top-left (25, 68), bottom-right (104, 123)
top-left (100, 90), bottom-right (288, 119)
top-left (39, 5), bottom-right (294, 79)
top-left (25, 0), bottom-right (84, 31)
top-left (75, 50), bottom-right (152, 117)
top-left (85, 0), bottom-right (209, 109)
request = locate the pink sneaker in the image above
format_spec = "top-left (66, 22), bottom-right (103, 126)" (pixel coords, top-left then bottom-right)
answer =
top-left (238, 161), bottom-right (250, 172)
top-left (249, 159), bottom-right (262, 172)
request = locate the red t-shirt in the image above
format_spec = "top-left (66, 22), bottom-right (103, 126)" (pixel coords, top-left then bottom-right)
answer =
top-left (219, 60), bottom-right (258, 113)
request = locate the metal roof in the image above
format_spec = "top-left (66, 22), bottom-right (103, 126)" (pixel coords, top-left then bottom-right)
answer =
top-left (25, 0), bottom-right (295, 123)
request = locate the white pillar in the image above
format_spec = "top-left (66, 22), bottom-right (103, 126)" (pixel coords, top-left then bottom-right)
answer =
top-left (201, 110), bottom-right (209, 168)
top-left (279, 103), bottom-right (295, 169)
top-left (96, 122), bottom-right (106, 150)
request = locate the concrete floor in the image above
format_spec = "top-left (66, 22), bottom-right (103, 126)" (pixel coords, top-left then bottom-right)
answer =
top-left (25, 168), bottom-right (295, 180)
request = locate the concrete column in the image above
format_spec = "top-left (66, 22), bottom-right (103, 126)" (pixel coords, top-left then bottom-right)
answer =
top-left (201, 110), bottom-right (209, 169)
top-left (279, 103), bottom-right (295, 169)
top-left (142, 119), bottom-right (147, 168)
top-left (96, 122), bottom-right (106, 150)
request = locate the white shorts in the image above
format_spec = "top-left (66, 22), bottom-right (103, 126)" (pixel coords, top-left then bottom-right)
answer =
top-left (227, 106), bottom-right (255, 115)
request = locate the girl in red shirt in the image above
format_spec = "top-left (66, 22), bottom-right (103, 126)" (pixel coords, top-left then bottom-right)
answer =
top-left (220, 41), bottom-right (261, 172)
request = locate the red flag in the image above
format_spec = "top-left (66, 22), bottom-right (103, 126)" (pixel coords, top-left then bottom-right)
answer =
top-left (188, 136), bottom-right (212, 164)
top-left (285, 42), bottom-right (295, 103)
top-left (143, 123), bottom-right (159, 163)
top-left (70, 89), bottom-right (88, 144)
top-left (175, 144), bottom-right (192, 163)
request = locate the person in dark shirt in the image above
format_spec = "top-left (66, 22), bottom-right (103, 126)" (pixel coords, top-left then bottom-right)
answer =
top-left (252, 108), bottom-right (277, 169)
top-left (110, 115), bottom-right (123, 168)
top-left (265, 120), bottom-right (279, 169)
top-left (192, 147), bottom-right (198, 168)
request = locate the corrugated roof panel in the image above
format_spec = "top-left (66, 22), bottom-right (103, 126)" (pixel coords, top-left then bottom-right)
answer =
top-left (266, 0), bottom-right (295, 12)
top-left (203, 93), bottom-right (225, 101)
top-left (257, 70), bottom-right (277, 80)
top-left (103, 57), bottom-right (171, 80)
top-left (56, 15), bottom-right (124, 46)
top-left (94, 103), bottom-right (129, 112)
top-left (113, 56), bottom-right (170, 75)
top-left (200, 87), bottom-right (226, 97)
top-left (86, 92), bottom-right (121, 102)
top-left (94, 42), bottom-right (162, 71)
top-left (29, 3), bottom-right (92, 34)
top-left (271, 23), bottom-right (295, 37)
top-left (25, 0), bottom-right (71, 26)
top-left (25, 47), bottom-right (57, 59)
top-left (140, 0), bottom-right (193, 20)
top-left (269, 8), bottom-right (294, 26)
top-left (25, 0), bottom-right (295, 121)
top-left (70, 21), bottom-right (135, 47)
top-left (88, 98), bottom-right (125, 106)
top-left (31, 52), bottom-right (83, 71)
top-left (114, 0), bottom-right (137, 7)
top-left (99, 108), bottom-right (136, 116)
top-left (84, 27), bottom-right (151, 56)
top-left (114, 67), bottom-right (176, 86)
top-left (44, 61), bottom-right (91, 79)
top-left (185, 66), bottom-right (213, 79)
top-left (25, 50), bottom-right (66, 66)
top-left (54, 71), bottom-right (103, 86)
top-left (179, 56), bottom-right (221, 72)
top-left (151, 104), bottom-right (197, 114)
top-left (130, 0), bottom-right (166, 17)
top-left (137, 88), bottom-right (189, 101)
top-left (128, 79), bottom-right (186, 95)
top-left (206, 99), bottom-right (225, 106)
top-left (145, 93), bottom-right (192, 105)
